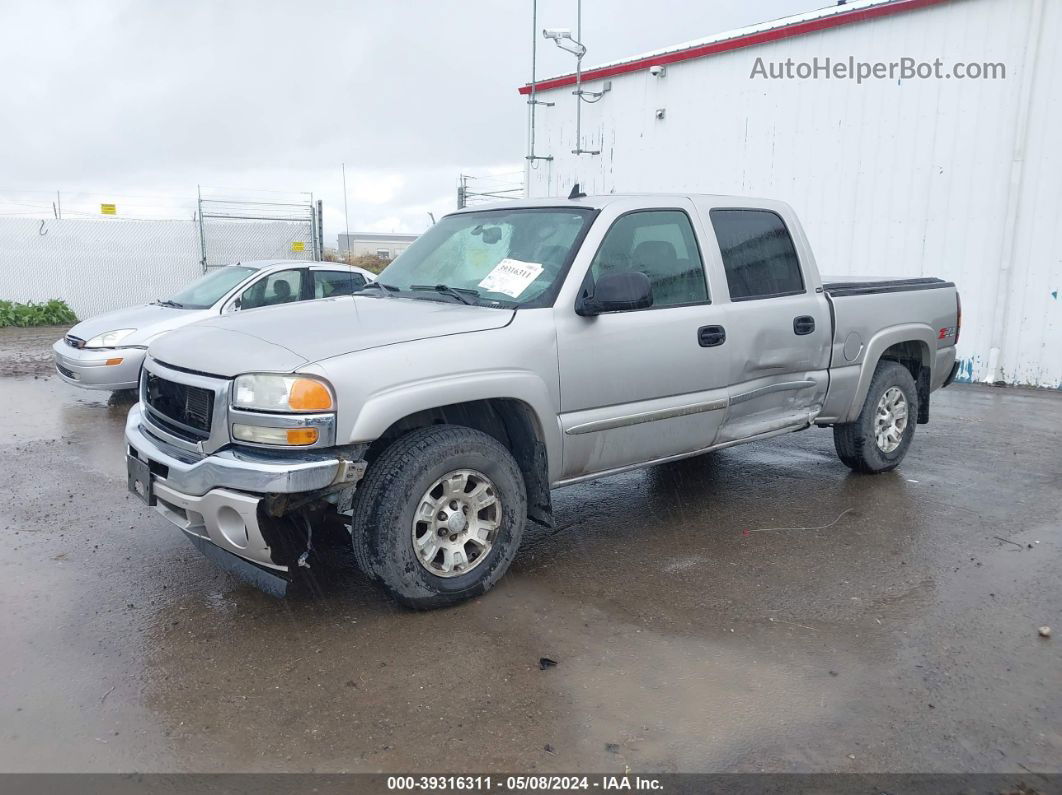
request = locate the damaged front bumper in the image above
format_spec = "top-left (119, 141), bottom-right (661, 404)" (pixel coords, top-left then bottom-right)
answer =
top-left (125, 403), bottom-right (364, 587)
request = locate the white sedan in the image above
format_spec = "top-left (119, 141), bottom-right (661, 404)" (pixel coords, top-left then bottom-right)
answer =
top-left (53, 260), bottom-right (376, 392)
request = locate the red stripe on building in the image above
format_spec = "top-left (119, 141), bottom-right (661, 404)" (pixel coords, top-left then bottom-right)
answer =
top-left (517, 0), bottom-right (958, 95)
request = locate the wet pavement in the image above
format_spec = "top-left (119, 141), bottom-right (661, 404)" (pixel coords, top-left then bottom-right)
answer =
top-left (1, 326), bottom-right (1059, 773)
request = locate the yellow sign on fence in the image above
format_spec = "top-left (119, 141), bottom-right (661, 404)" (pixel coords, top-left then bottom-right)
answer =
top-left (100, 203), bottom-right (116, 215)
top-left (290, 241), bottom-right (305, 252)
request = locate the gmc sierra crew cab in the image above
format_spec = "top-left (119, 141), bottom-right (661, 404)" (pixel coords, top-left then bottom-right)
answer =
top-left (124, 193), bottom-right (961, 607)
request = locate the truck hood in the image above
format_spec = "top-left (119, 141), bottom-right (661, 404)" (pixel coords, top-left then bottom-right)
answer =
top-left (67, 303), bottom-right (198, 345)
top-left (148, 295), bottom-right (515, 377)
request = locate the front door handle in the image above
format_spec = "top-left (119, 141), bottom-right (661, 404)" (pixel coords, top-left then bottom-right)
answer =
top-left (793, 316), bottom-right (816, 335)
top-left (698, 325), bottom-right (726, 347)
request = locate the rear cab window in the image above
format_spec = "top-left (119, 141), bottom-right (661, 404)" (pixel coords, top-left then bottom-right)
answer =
top-left (709, 209), bottom-right (805, 301)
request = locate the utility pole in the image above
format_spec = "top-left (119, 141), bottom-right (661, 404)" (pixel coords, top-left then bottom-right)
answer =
top-left (55, 190), bottom-right (62, 219)
top-left (457, 174), bottom-right (467, 209)
top-left (341, 163), bottom-right (351, 257)
top-left (526, 0), bottom-right (555, 189)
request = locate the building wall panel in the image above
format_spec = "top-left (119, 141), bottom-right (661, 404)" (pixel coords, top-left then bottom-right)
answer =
top-left (527, 0), bottom-right (1060, 387)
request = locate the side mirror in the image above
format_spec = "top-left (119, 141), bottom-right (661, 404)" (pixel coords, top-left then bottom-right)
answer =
top-left (577, 271), bottom-right (653, 316)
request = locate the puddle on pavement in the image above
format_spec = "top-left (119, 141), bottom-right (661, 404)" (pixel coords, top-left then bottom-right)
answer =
top-left (2, 361), bottom-right (1059, 773)
top-left (5, 376), bottom-right (132, 473)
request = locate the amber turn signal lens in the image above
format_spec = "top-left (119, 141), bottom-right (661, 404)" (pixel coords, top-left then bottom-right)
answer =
top-left (105, 358), bottom-right (124, 366)
top-left (286, 428), bottom-right (319, 445)
top-left (232, 424), bottom-right (319, 446)
top-left (288, 378), bottom-right (333, 411)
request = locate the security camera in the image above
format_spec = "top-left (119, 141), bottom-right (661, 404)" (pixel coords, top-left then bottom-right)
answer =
top-left (542, 28), bottom-right (572, 40)
top-left (649, 64), bottom-right (666, 77)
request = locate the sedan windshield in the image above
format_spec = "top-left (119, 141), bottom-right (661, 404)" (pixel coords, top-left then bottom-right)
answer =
top-left (377, 208), bottom-right (595, 307)
top-left (165, 266), bottom-right (257, 309)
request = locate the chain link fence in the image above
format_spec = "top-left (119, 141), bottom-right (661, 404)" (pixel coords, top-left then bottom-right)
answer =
top-left (199, 219), bottom-right (316, 270)
top-left (198, 195), bottom-right (320, 269)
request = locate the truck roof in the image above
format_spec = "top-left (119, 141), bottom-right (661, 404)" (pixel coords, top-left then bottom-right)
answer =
top-left (450, 193), bottom-right (793, 215)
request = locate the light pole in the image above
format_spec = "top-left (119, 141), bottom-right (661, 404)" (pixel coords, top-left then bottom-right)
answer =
top-left (542, 21), bottom-right (609, 156)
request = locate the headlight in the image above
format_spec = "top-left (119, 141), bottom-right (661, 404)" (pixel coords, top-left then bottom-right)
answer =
top-left (232, 374), bottom-right (335, 413)
top-left (84, 328), bottom-right (136, 348)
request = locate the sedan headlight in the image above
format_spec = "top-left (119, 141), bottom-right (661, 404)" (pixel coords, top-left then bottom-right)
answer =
top-left (84, 328), bottom-right (136, 348)
top-left (232, 374), bottom-right (335, 413)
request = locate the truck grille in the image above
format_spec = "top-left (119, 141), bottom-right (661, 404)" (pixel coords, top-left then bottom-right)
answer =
top-left (144, 373), bottom-right (215, 441)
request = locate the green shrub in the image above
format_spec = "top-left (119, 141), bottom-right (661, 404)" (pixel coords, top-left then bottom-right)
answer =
top-left (0, 299), bottom-right (78, 327)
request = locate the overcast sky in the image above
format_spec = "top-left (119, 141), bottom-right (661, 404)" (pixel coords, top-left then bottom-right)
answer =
top-left (1, 0), bottom-right (822, 243)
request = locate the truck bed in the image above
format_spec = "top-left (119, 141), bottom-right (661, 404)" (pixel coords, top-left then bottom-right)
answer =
top-left (822, 276), bottom-right (954, 297)
top-left (818, 273), bottom-right (959, 424)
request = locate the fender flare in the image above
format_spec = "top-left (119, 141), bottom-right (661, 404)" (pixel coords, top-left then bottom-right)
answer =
top-left (843, 324), bottom-right (935, 422)
top-left (346, 370), bottom-right (562, 480)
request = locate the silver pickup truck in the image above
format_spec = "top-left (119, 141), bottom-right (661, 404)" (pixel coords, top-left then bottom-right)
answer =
top-left (125, 193), bottom-right (960, 607)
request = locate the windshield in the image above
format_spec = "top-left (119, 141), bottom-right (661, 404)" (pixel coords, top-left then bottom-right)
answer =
top-left (377, 208), bottom-right (595, 307)
top-left (165, 266), bottom-right (257, 309)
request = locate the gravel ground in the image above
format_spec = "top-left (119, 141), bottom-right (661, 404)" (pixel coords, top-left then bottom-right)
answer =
top-left (0, 325), bottom-right (64, 377)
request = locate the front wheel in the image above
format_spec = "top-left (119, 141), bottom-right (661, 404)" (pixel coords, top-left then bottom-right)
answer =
top-left (833, 361), bottom-right (917, 473)
top-left (350, 425), bottom-right (527, 609)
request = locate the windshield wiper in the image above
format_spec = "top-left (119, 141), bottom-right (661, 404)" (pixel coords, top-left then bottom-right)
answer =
top-left (156, 299), bottom-right (184, 308)
top-left (409, 284), bottom-right (479, 305)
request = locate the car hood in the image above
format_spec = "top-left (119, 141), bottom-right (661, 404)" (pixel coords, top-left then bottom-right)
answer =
top-left (67, 303), bottom-right (201, 345)
top-left (148, 295), bottom-right (515, 377)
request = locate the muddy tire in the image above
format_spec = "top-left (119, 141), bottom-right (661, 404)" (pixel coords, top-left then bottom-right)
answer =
top-left (833, 361), bottom-right (918, 474)
top-left (350, 425), bottom-right (527, 609)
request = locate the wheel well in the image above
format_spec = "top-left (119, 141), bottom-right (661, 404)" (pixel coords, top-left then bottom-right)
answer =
top-left (879, 340), bottom-right (931, 423)
top-left (366, 399), bottom-right (553, 528)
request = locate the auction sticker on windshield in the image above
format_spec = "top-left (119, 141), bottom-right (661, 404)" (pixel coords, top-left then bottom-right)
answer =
top-left (477, 258), bottom-right (544, 298)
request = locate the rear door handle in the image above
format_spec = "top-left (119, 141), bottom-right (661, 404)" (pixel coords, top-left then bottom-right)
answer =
top-left (698, 325), bottom-right (726, 347)
top-left (793, 316), bottom-right (816, 335)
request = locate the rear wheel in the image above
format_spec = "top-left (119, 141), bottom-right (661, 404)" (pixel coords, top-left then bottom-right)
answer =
top-left (833, 361), bottom-right (917, 473)
top-left (350, 425), bottom-right (527, 609)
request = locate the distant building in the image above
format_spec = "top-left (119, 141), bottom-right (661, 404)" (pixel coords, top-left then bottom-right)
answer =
top-left (338, 232), bottom-right (419, 259)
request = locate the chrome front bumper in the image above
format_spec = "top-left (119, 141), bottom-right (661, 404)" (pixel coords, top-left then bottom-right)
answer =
top-left (126, 403), bottom-right (355, 571)
top-left (52, 340), bottom-right (145, 390)
top-left (125, 403), bottom-right (346, 496)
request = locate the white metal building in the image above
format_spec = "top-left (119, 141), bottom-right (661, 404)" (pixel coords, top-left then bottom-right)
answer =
top-left (521, 0), bottom-right (1060, 388)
